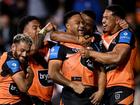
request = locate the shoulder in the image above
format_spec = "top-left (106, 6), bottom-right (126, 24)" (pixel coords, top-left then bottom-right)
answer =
top-left (6, 52), bottom-right (21, 75)
top-left (50, 45), bottom-right (61, 53)
top-left (49, 44), bottom-right (66, 60)
top-left (118, 28), bottom-right (133, 44)
top-left (6, 59), bottom-right (20, 73)
top-left (119, 28), bottom-right (132, 37)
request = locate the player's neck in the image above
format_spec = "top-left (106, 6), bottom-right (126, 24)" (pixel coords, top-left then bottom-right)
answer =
top-left (110, 25), bottom-right (122, 35)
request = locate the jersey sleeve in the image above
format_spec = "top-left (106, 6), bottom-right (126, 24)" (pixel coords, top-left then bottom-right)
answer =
top-left (49, 45), bottom-right (66, 60)
top-left (118, 29), bottom-right (132, 45)
top-left (6, 59), bottom-right (21, 75)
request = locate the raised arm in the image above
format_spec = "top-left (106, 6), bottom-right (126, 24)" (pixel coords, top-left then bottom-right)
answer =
top-left (37, 22), bottom-right (56, 48)
top-left (51, 31), bottom-right (94, 47)
top-left (51, 31), bottom-right (79, 44)
top-left (38, 22), bottom-right (94, 47)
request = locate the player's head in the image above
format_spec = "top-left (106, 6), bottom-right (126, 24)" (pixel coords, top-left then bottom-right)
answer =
top-left (12, 34), bottom-right (33, 63)
top-left (18, 16), bottom-right (41, 55)
top-left (102, 5), bottom-right (126, 33)
top-left (64, 11), bottom-right (85, 36)
top-left (81, 10), bottom-right (97, 35)
top-left (18, 16), bottom-right (41, 40)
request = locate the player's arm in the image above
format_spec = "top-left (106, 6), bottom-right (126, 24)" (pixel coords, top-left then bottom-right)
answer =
top-left (38, 22), bottom-right (56, 48)
top-left (49, 59), bottom-right (85, 94)
top-left (38, 22), bottom-right (93, 47)
top-left (51, 31), bottom-right (80, 44)
top-left (134, 51), bottom-right (140, 72)
top-left (90, 65), bottom-right (106, 104)
top-left (48, 60), bottom-right (70, 86)
top-left (51, 31), bottom-right (94, 47)
top-left (80, 29), bottom-right (132, 65)
top-left (11, 65), bottom-right (34, 92)
top-left (48, 45), bottom-right (70, 86)
top-left (48, 45), bottom-right (85, 94)
top-left (89, 44), bottom-right (130, 64)
top-left (38, 22), bottom-right (81, 47)
top-left (97, 67), bottom-right (106, 95)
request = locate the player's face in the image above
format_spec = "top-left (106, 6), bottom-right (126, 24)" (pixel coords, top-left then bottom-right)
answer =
top-left (12, 42), bottom-right (30, 63)
top-left (23, 20), bottom-right (41, 55)
top-left (81, 13), bottom-right (94, 35)
top-left (66, 14), bottom-right (85, 36)
top-left (23, 20), bottom-right (41, 40)
top-left (102, 10), bottom-right (116, 33)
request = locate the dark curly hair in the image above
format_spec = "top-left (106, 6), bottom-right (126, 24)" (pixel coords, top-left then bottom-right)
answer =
top-left (106, 4), bottom-right (126, 19)
top-left (17, 16), bottom-right (40, 33)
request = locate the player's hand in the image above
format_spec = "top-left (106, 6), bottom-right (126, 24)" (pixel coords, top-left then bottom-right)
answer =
top-left (69, 82), bottom-right (85, 94)
top-left (89, 90), bottom-right (104, 105)
top-left (119, 19), bottom-right (129, 29)
top-left (78, 36), bottom-right (95, 47)
top-left (39, 22), bottom-right (57, 35)
top-left (79, 48), bottom-right (90, 58)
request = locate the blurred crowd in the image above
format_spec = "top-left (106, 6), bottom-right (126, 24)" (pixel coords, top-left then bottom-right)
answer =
top-left (0, 0), bottom-right (139, 105)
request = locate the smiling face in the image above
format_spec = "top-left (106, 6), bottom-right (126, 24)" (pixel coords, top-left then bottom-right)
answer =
top-left (12, 41), bottom-right (31, 63)
top-left (102, 10), bottom-right (117, 33)
top-left (66, 14), bottom-right (85, 36)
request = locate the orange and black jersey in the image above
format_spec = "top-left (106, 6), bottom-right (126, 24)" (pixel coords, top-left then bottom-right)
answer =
top-left (49, 41), bottom-right (101, 71)
top-left (99, 28), bottom-right (136, 88)
top-left (0, 52), bottom-right (25, 76)
top-left (49, 42), bottom-right (100, 86)
top-left (100, 28), bottom-right (135, 72)
top-left (49, 44), bottom-right (94, 71)
top-left (28, 46), bottom-right (54, 102)
top-left (0, 52), bottom-right (27, 104)
top-left (100, 28), bottom-right (135, 52)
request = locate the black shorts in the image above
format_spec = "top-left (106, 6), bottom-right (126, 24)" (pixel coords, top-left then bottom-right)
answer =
top-left (100, 86), bottom-right (134, 105)
top-left (61, 86), bottom-right (97, 105)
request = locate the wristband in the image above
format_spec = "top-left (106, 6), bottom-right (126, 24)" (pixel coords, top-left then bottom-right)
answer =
top-left (39, 28), bottom-right (48, 35)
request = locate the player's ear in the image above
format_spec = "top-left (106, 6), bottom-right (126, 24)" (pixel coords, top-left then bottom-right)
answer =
top-left (115, 16), bottom-right (121, 24)
top-left (11, 43), bottom-right (16, 51)
top-left (66, 23), bottom-right (70, 29)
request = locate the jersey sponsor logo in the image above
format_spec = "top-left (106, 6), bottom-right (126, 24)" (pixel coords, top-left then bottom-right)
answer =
top-left (119, 30), bottom-right (132, 44)
top-left (49, 46), bottom-right (60, 59)
top-left (38, 70), bottom-right (53, 86)
top-left (12, 63), bottom-right (17, 67)
top-left (6, 60), bottom-right (20, 73)
top-left (71, 77), bottom-right (82, 81)
top-left (9, 83), bottom-right (21, 95)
